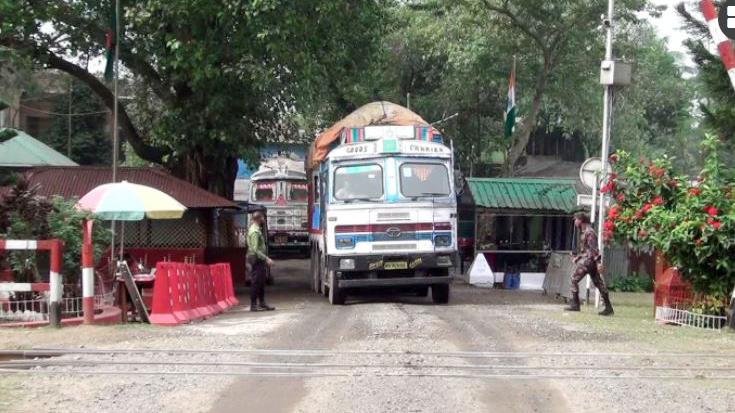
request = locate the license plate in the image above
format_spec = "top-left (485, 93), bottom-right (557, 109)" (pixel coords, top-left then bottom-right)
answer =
top-left (384, 261), bottom-right (408, 270)
top-left (274, 235), bottom-right (288, 245)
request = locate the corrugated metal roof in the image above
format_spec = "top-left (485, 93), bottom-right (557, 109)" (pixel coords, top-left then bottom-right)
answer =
top-left (22, 167), bottom-right (237, 209)
top-left (467, 178), bottom-right (578, 212)
top-left (0, 129), bottom-right (78, 167)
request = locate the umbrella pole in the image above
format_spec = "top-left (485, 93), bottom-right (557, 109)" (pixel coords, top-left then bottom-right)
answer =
top-left (110, 220), bottom-right (116, 268)
top-left (119, 222), bottom-right (125, 261)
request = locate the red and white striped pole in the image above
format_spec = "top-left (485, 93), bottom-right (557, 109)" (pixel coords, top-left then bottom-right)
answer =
top-left (82, 219), bottom-right (95, 324)
top-left (701, 0), bottom-right (735, 90)
top-left (46, 240), bottom-right (62, 328)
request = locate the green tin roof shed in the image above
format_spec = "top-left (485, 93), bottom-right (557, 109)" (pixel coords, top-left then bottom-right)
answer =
top-left (0, 129), bottom-right (78, 168)
top-left (466, 178), bottom-right (578, 213)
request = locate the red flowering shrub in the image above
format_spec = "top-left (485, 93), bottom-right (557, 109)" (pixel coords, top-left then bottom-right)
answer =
top-left (604, 136), bottom-right (735, 298)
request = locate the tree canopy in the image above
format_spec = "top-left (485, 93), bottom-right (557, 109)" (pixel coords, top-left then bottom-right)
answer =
top-left (0, 0), bottom-right (388, 197)
top-left (0, 0), bottom-right (701, 191)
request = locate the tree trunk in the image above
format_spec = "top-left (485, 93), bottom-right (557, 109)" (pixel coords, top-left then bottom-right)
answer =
top-left (170, 148), bottom-right (239, 200)
top-left (503, 57), bottom-right (550, 176)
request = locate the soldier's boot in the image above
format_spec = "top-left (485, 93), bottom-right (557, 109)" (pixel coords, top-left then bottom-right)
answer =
top-left (598, 292), bottom-right (614, 316)
top-left (258, 303), bottom-right (275, 311)
top-left (564, 293), bottom-right (581, 312)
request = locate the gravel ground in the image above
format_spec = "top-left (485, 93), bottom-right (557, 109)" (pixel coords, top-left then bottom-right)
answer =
top-left (1, 259), bottom-right (734, 413)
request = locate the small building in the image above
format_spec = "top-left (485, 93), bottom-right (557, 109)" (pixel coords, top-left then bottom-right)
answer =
top-left (0, 129), bottom-right (78, 169)
top-left (462, 177), bottom-right (580, 274)
top-left (12, 166), bottom-right (250, 284)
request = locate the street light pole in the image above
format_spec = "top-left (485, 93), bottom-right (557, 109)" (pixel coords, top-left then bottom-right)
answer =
top-left (594, 0), bottom-right (616, 308)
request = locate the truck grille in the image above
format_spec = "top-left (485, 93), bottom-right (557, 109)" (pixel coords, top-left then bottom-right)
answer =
top-left (372, 243), bottom-right (417, 251)
top-left (376, 212), bottom-right (410, 221)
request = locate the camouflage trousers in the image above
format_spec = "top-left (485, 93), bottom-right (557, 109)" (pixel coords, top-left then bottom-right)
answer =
top-left (570, 257), bottom-right (609, 295)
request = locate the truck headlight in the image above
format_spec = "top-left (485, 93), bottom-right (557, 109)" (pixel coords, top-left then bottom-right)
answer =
top-left (434, 235), bottom-right (451, 247)
top-left (437, 255), bottom-right (452, 267)
top-left (340, 258), bottom-right (356, 270)
top-left (336, 237), bottom-right (355, 249)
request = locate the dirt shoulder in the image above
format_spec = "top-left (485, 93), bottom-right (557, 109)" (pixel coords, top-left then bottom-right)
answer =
top-left (0, 262), bottom-right (733, 413)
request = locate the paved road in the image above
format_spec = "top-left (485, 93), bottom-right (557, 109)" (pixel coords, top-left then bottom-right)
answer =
top-left (212, 259), bottom-right (569, 413)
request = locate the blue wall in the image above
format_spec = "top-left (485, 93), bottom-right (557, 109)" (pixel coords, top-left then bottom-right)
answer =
top-left (237, 144), bottom-right (307, 179)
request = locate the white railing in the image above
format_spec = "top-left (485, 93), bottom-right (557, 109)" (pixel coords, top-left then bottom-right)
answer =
top-left (655, 306), bottom-right (727, 331)
top-left (0, 297), bottom-right (48, 322)
top-left (0, 291), bottom-right (115, 323)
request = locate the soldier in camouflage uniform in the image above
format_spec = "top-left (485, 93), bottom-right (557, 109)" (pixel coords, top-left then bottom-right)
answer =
top-left (565, 212), bottom-right (614, 316)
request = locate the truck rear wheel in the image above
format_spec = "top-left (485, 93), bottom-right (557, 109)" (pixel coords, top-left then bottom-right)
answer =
top-left (328, 271), bottom-right (346, 305)
top-left (431, 284), bottom-right (450, 304)
top-left (310, 246), bottom-right (319, 293)
top-left (319, 253), bottom-right (328, 296)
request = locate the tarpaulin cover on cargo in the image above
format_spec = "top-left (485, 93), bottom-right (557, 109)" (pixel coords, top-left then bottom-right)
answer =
top-left (306, 101), bottom-right (431, 171)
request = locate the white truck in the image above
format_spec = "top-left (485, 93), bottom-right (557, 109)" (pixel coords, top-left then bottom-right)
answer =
top-left (249, 156), bottom-right (310, 255)
top-left (306, 102), bottom-right (457, 305)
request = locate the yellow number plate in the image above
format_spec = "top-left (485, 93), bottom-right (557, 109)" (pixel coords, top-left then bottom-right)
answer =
top-left (384, 261), bottom-right (408, 270)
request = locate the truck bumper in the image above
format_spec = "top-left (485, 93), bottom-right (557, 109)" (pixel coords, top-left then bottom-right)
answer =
top-left (268, 231), bottom-right (309, 249)
top-left (327, 253), bottom-right (456, 273)
top-left (338, 276), bottom-right (451, 288)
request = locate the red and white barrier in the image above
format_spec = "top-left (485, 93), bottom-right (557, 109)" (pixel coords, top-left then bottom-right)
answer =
top-left (701, 0), bottom-right (735, 90)
top-left (0, 239), bottom-right (63, 327)
top-left (148, 262), bottom-right (237, 326)
top-left (81, 220), bottom-right (95, 324)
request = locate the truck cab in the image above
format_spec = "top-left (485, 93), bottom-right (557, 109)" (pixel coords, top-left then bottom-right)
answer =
top-left (309, 125), bottom-right (457, 304)
top-left (250, 158), bottom-right (309, 255)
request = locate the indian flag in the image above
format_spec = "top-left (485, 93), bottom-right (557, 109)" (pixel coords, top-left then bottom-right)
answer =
top-left (504, 58), bottom-right (516, 139)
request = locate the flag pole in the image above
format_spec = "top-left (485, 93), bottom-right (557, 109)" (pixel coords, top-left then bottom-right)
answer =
top-left (110, 0), bottom-right (120, 266)
top-left (112, 0), bottom-right (119, 183)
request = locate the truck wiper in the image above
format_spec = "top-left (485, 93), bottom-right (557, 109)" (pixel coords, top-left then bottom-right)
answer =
top-left (344, 197), bottom-right (379, 203)
top-left (410, 192), bottom-right (448, 201)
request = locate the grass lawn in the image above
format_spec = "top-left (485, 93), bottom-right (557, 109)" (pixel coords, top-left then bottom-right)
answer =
top-left (541, 292), bottom-right (735, 352)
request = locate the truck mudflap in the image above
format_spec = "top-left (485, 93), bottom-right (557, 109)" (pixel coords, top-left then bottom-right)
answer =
top-left (327, 253), bottom-right (455, 275)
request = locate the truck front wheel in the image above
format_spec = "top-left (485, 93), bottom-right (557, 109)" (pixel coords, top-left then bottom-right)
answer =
top-left (431, 284), bottom-right (450, 304)
top-left (328, 271), bottom-right (346, 305)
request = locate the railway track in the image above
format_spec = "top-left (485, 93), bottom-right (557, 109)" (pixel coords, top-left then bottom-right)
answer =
top-left (1, 348), bottom-right (734, 381)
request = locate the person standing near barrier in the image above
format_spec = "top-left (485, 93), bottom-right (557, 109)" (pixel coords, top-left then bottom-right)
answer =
top-left (566, 212), bottom-right (614, 316)
top-left (247, 211), bottom-right (275, 312)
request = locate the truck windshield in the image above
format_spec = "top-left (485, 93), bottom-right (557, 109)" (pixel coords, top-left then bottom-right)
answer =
top-left (400, 163), bottom-right (450, 198)
top-left (288, 182), bottom-right (308, 202)
top-left (252, 181), bottom-right (275, 202)
top-left (334, 164), bottom-right (383, 201)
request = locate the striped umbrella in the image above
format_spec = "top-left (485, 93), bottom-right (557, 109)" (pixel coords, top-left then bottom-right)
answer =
top-left (77, 181), bottom-right (186, 221)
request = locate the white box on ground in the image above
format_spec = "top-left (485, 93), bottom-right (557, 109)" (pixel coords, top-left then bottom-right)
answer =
top-left (468, 253), bottom-right (495, 287)
top-left (519, 273), bottom-right (546, 290)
